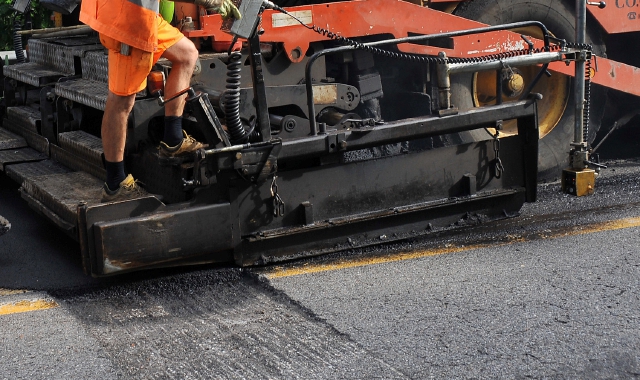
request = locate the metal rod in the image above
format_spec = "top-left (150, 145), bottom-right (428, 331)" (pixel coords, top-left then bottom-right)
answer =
top-left (574, 0), bottom-right (587, 148)
top-left (448, 52), bottom-right (564, 74)
top-left (436, 52), bottom-right (451, 109)
top-left (365, 21), bottom-right (552, 50)
top-left (567, 0), bottom-right (590, 170)
top-left (17, 25), bottom-right (91, 35)
top-left (206, 100), bottom-right (536, 162)
top-left (305, 52), bottom-right (324, 135)
top-left (30, 28), bottom-right (94, 39)
top-left (282, 101), bottom-right (538, 161)
top-left (519, 63), bottom-right (549, 101)
top-left (591, 121), bottom-right (619, 153)
top-left (204, 140), bottom-right (275, 155)
top-left (248, 31), bottom-right (272, 142)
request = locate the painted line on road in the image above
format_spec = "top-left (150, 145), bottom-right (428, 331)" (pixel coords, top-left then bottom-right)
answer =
top-left (265, 216), bottom-right (640, 279)
top-left (0, 299), bottom-right (59, 316)
top-left (0, 289), bottom-right (28, 296)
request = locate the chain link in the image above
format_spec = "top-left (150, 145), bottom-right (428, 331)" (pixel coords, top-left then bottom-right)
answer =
top-left (493, 132), bottom-right (505, 179)
top-left (270, 172), bottom-right (285, 217)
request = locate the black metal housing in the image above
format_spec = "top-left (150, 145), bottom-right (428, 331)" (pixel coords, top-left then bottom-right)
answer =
top-left (80, 99), bottom-right (538, 275)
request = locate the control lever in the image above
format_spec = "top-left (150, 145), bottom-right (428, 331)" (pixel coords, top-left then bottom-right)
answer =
top-left (186, 89), bottom-right (232, 147)
top-left (156, 87), bottom-right (191, 107)
top-left (520, 35), bottom-right (535, 53)
top-left (587, 1), bottom-right (606, 9)
top-left (156, 87), bottom-right (231, 147)
top-left (585, 160), bottom-right (607, 169)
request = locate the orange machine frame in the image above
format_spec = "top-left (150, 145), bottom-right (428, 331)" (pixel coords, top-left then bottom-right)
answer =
top-left (184, 0), bottom-right (640, 97)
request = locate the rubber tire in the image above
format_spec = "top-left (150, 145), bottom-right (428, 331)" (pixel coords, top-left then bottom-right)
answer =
top-left (451, 0), bottom-right (607, 181)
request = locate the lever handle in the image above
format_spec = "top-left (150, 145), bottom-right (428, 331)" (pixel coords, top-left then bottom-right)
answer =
top-left (587, 1), bottom-right (606, 9)
top-left (585, 160), bottom-right (607, 169)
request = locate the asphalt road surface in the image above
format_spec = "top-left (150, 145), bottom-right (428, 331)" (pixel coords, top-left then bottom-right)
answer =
top-left (1, 127), bottom-right (640, 379)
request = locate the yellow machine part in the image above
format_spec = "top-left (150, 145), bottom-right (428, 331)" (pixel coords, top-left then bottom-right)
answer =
top-left (562, 168), bottom-right (596, 196)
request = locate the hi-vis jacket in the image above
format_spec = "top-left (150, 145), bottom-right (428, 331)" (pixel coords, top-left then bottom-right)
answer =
top-left (80, 0), bottom-right (160, 53)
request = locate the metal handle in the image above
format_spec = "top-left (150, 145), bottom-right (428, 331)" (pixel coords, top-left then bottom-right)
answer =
top-left (587, 1), bottom-right (606, 9)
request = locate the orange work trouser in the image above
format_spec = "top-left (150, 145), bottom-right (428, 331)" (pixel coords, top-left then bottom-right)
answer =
top-left (100, 15), bottom-right (183, 96)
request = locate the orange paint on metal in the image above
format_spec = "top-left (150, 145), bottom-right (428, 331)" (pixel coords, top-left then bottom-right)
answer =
top-left (0, 299), bottom-right (59, 316)
top-left (188, 0), bottom-right (547, 62)
top-left (525, 57), bottom-right (640, 97)
top-left (589, 58), bottom-right (640, 97)
top-left (186, 0), bottom-right (640, 95)
top-left (588, 3), bottom-right (640, 34)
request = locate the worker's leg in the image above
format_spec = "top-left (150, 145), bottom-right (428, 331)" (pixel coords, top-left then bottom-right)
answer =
top-left (154, 19), bottom-right (205, 157)
top-left (102, 91), bottom-right (135, 164)
top-left (101, 91), bottom-right (149, 201)
top-left (102, 91), bottom-right (134, 193)
top-left (159, 37), bottom-right (199, 148)
top-left (99, 34), bottom-right (152, 200)
top-left (161, 37), bottom-right (198, 118)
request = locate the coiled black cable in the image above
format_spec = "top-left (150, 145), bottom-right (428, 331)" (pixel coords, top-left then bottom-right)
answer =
top-left (224, 50), bottom-right (246, 142)
top-left (13, 19), bottom-right (25, 64)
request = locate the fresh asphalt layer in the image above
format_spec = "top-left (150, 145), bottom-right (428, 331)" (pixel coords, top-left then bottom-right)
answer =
top-left (1, 146), bottom-right (640, 377)
top-left (2, 213), bottom-right (640, 378)
top-left (267, 225), bottom-right (640, 378)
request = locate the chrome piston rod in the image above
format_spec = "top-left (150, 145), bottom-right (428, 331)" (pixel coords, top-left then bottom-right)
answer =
top-left (448, 52), bottom-right (565, 75)
top-left (437, 51), bottom-right (567, 109)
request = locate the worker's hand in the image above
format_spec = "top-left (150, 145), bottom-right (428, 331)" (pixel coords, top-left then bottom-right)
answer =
top-left (194, 0), bottom-right (242, 19)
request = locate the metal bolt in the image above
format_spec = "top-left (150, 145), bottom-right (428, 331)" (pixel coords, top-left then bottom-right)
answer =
top-left (235, 152), bottom-right (242, 160)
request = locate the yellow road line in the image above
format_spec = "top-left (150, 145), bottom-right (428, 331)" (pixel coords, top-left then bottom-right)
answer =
top-left (0, 299), bottom-right (59, 316)
top-left (0, 289), bottom-right (28, 296)
top-left (559, 216), bottom-right (640, 236)
top-left (266, 216), bottom-right (640, 279)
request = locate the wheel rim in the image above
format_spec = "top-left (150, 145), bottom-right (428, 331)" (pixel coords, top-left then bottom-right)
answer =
top-left (472, 27), bottom-right (570, 138)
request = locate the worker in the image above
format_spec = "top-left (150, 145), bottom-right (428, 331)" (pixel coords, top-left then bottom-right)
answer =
top-left (79, 0), bottom-right (241, 202)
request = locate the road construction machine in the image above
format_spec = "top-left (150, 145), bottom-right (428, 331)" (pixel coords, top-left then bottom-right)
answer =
top-left (0, 0), bottom-right (637, 275)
